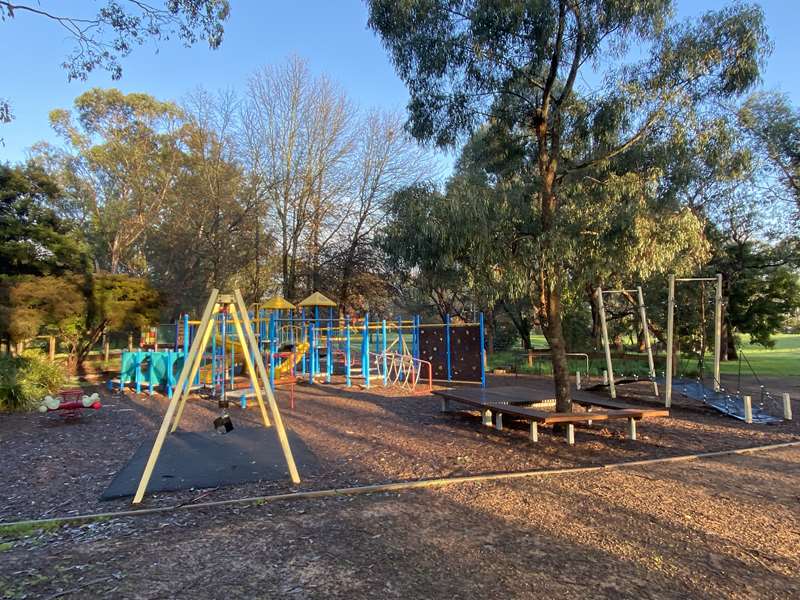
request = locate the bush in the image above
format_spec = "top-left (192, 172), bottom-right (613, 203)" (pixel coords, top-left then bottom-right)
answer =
top-left (492, 318), bottom-right (520, 351)
top-left (0, 351), bottom-right (65, 411)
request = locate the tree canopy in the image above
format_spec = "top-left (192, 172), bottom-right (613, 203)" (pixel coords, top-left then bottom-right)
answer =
top-left (0, 163), bottom-right (89, 277)
top-left (0, 1), bottom-right (230, 135)
top-left (369, 0), bottom-right (772, 409)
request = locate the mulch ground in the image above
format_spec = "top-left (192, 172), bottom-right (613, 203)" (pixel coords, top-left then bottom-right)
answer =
top-left (1, 373), bottom-right (799, 522)
top-left (0, 447), bottom-right (798, 599)
top-left (1, 373), bottom-right (799, 598)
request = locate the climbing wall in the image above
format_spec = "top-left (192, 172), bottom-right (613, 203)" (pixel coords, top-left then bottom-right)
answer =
top-left (418, 325), bottom-right (482, 382)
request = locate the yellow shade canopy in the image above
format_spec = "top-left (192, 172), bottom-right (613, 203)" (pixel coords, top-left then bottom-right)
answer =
top-left (261, 295), bottom-right (296, 310)
top-left (297, 291), bottom-right (337, 307)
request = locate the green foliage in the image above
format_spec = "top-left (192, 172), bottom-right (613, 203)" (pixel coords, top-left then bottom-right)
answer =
top-left (0, 275), bottom-right (86, 346)
top-left (0, 273), bottom-right (160, 372)
top-left (1, 2), bottom-right (229, 83)
top-left (47, 88), bottom-right (186, 274)
top-left (739, 91), bottom-right (800, 210)
top-left (0, 164), bottom-right (89, 277)
top-left (0, 351), bottom-right (65, 412)
top-left (92, 274), bottom-right (162, 333)
top-left (369, 0), bottom-right (770, 406)
top-left (381, 183), bottom-right (476, 319)
top-left (715, 240), bottom-right (800, 347)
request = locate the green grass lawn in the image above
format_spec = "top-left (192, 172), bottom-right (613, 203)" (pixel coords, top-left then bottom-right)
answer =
top-left (489, 333), bottom-right (800, 379)
top-left (717, 333), bottom-right (800, 378)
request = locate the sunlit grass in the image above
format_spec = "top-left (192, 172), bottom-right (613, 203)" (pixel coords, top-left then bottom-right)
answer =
top-left (489, 333), bottom-right (800, 379)
top-left (718, 334), bottom-right (800, 377)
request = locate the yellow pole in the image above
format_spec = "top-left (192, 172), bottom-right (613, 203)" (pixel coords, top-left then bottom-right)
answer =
top-left (133, 290), bottom-right (219, 504)
top-left (234, 289), bottom-right (300, 484)
top-left (170, 305), bottom-right (220, 433)
top-left (230, 305), bottom-right (272, 428)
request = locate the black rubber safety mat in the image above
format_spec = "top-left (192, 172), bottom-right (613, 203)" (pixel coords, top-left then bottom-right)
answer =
top-left (101, 426), bottom-right (317, 499)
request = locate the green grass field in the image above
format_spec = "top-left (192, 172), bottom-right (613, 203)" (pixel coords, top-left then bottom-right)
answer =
top-left (717, 334), bottom-right (800, 377)
top-left (489, 333), bottom-right (800, 379)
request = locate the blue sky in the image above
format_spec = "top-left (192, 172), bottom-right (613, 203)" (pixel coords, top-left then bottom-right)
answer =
top-left (2, 0), bottom-right (799, 171)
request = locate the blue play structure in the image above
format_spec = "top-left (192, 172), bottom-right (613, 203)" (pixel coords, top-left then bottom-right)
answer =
top-left (109, 297), bottom-right (488, 398)
top-left (110, 349), bottom-right (186, 397)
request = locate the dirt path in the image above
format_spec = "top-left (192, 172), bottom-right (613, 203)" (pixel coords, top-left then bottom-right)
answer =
top-left (2, 446), bottom-right (798, 599)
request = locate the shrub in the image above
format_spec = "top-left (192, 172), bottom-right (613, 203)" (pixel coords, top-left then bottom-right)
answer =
top-left (0, 351), bottom-right (65, 411)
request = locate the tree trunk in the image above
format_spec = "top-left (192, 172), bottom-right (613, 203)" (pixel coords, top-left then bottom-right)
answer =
top-left (538, 155), bottom-right (571, 412)
top-left (720, 319), bottom-right (730, 361)
top-left (542, 283), bottom-right (572, 412)
top-left (588, 285), bottom-right (600, 344)
top-left (501, 301), bottom-right (532, 351)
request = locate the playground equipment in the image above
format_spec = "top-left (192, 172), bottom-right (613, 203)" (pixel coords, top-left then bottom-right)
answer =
top-left (39, 390), bottom-right (102, 417)
top-left (594, 285), bottom-right (658, 398)
top-left (245, 292), bottom-right (484, 394)
top-left (662, 274), bottom-right (782, 423)
top-left (110, 290), bottom-right (486, 399)
top-left (132, 289), bottom-right (299, 505)
top-left (110, 349), bottom-right (184, 396)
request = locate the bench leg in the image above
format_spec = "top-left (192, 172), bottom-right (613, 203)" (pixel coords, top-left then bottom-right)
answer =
top-left (482, 408), bottom-right (492, 427)
top-left (566, 423), bottom-right (575, 445)
top-left (495, 412), bottom-right (503, 431)
top-left (587, 405), bottom-right (592, 426)
top-left (440, 397), bottom-right (450, 413)
top-left (529, 421), bottom-right (538, 443)
top-left (627, 417), bottom-right (637, 441)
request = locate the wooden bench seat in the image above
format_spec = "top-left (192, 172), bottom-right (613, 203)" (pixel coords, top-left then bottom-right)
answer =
top-left (489, 403), bottom-right (666, 444)
top-left (435, 387), bottom-right (668, 445)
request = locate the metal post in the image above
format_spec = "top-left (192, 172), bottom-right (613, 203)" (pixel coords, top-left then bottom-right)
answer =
top-left (382, 319), bottom-right (388, 386)
top-left (743, 395), bottom-right (753, 424)
top-left (312, 306), bottom-right (319, 375)
top-left (637, 286), bottom-right (658, 397)
top-left (166, 350), bottom-right (173, 397)
top-left (665, 274), bottom-right (675, 408)
top-left (212, 317), bottom-right (218, 393)
top-left (327, 307), bottom-right (333, 383)
top-left (230, 334), bottom-right (235, 391)
top-left (713, 273), bottom-right (723, 392)
top-left (135, 351), bottom-right (142, 394)
top-left (345, 316), bottom-right (352, 387)
top-left (300, 308), bottom-right (306, 375)
top-left (269, 315), bottom-right (276, 389)
top-left (308, 323), bottom-right (315, 384)
top-left (479, 312), bottom-right (486, 388)
top-left (148, 350), bottom-right (154, 396)
top-left (363, 313), bottom-right (370, 388)
top-left (183, 314), bottom-right (189, 357)
top-left (596, 287), bottom-right (616, 399)
top-left (445, 314), bottom-right (452, 382)
top-left (326, 315), bottom-right (332, 384)
top-left (397, 317), bottom-right (403, 379)
top-left (783, 393), bottom-right (792, 420)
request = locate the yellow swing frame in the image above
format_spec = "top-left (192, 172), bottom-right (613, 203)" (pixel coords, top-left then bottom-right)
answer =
top-left (132, 288), bottom-right (300, 504)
